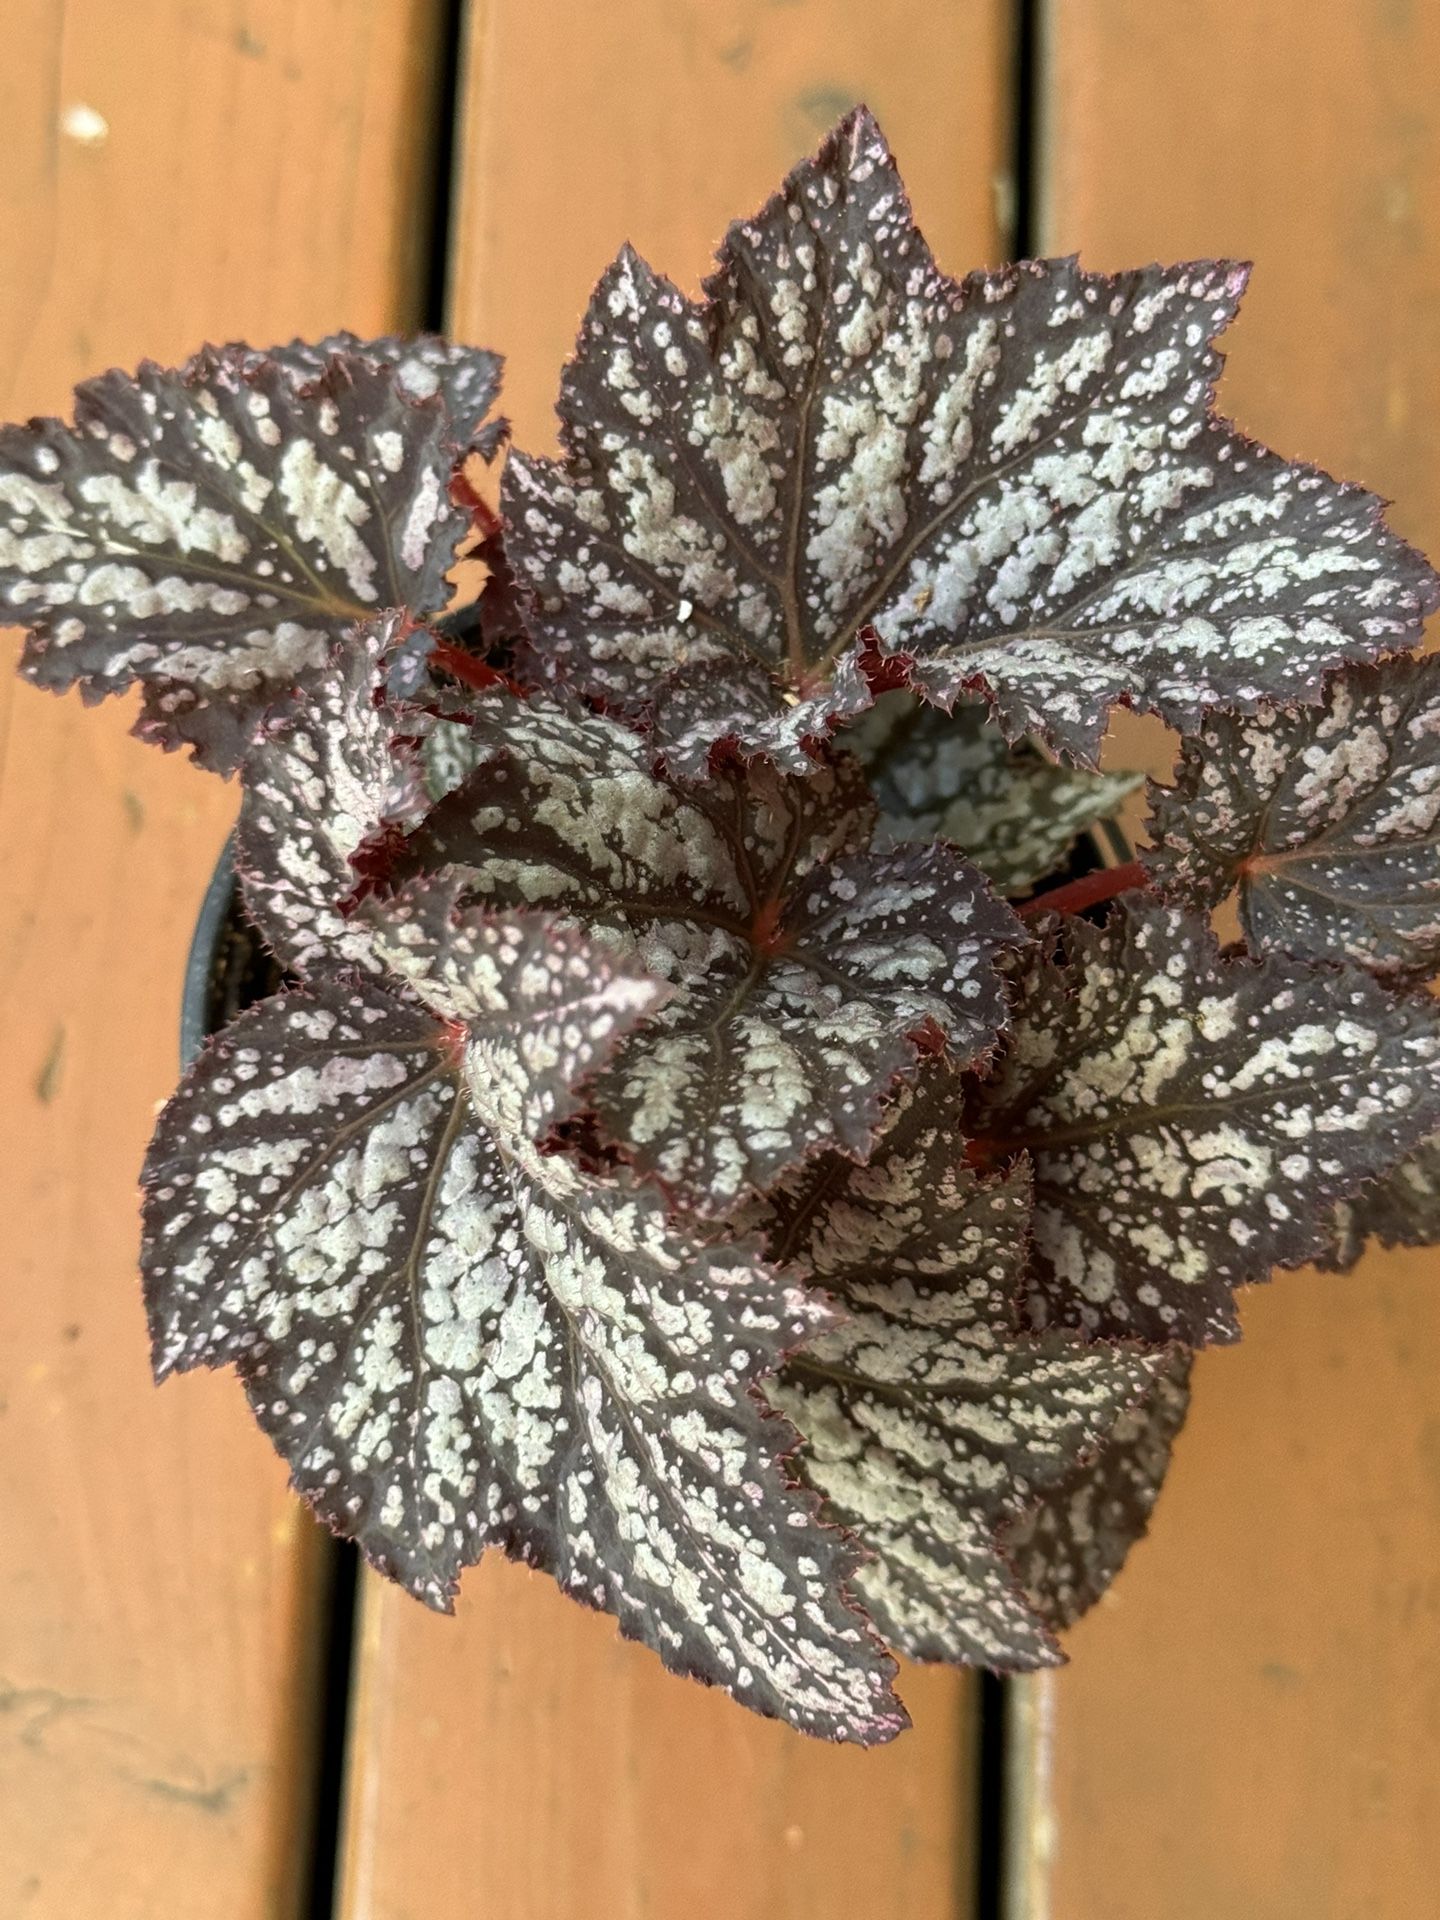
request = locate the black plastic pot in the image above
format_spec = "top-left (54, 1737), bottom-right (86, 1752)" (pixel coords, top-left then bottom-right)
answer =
top-left (179, 835), bottom-right (283, 1066)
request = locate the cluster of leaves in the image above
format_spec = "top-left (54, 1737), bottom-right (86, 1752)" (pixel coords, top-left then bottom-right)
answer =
top-left (6, 109), bottom-right (1440, 1746)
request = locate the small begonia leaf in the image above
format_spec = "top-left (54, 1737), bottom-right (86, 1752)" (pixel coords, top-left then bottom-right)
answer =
top-left (141, 903), bottom-right (905, 1744)
top-left (1148, 654), bottom-right (1440, 977)
top-left (961, 900), bottom-right (1440, 1343)
top-left (1001, 1350), bottom-right (1192, 1630)
top-left (0, 344), bottom-right (491, 770)
top-left (504, 107), bottom-right (1437, 770)
top-left (647, 646), bottom-right (880, 782)
top-left (853, 690), bottom-right (1140, 895)
top-left (749, 1072), bottom-right (1168, 1666)
top-left (398, 692), bottom-right (1024, 1210)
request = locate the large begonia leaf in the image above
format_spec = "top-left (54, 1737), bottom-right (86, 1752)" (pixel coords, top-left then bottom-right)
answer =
top-left (852, 690), bottom-right (1140, 895)
top-left (1318, 1132), bottom-right (1440, 1272)
top-left (1001, 1350), bottom-right (1191, 1631)
top-left (398, 692), bottom-right (1024, 1210)
top-left (504, 107), bottom-right (1437, 771)
top-left (0, 343), bottom-right (490, 770)
top-left (1148, 655), bottom-right (1440, 977)
top-left (236, 611), bottom-right (432, 978)
top-left (961, 900), bottom-right (1440, 1344)
top-left (141, 901), bottom-right (905, 1744)
top-left (749, 1072), bottom-right (1166, 1667)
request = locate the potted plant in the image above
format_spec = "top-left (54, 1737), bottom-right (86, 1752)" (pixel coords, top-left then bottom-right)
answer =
top-left (3, 107), bottom-right (1437, 1745)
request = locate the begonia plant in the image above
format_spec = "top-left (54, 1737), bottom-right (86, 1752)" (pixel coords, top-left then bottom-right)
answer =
top-left (5, 109), bottom-right (1439, 1743)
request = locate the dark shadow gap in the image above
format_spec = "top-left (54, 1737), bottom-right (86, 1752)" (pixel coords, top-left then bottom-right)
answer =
top-left (1009, 0), bottom-right (1040, 262)
top-left (302, 1544), bottom-right (363, 1920)
top-left (421, 0), bottom-right (469, 335)
top-left (972, 20), bottom-right (1041, 1914)
top-left (971, 1672), bottom-right (1011, 1920)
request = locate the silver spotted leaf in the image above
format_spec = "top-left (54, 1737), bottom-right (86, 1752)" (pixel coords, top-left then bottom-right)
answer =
top-left (649, 646), bottom-right (879, 784)
top-left (1318, 1131), bottom-right (1440, 1272)
top-left (961, 900), bottom-right (1440, 1344)
top-left (141, 914), bottom-right (905, 1743)
top-left (236, 612), bottom-right (431, 978)
top-left (503, 106), bottom-right (1437, 770)
top-left (749, 1072), bottom-right (1166, 1668)
top-left (1000, 1349), bottom-right (1191, 1631)
top-left (1, 344), bottom-right (484, 771)
top-left (1148, 655), bottom-right (1440, 977)
top-left (197, 332), bottom-right (503, 452)
top-left (398, 692), bottom-right (1024, 1210)
top-left (420, 715), bottom-right (494, 804)
top-left (357, 872), bottom-right (679, 1140)
top-left (853, 690), bottom-right (1139, 895)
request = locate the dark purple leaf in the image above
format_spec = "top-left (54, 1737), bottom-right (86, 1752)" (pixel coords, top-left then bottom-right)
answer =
top-left (1, 344), bottom-right (488, 770)
top-left (193, 331), bottom-right (504, 452)
top-left (853, 690), bottom-right (1139, 895)
top-left (1148, 654), bottom-right (1440, 977)
top-left (504, 107), bottom-right (1436, 770)
top-left (141, 904), bottom-right (904, 1743)
top-left (749, 1070), bottom-right (1167, 1667)
top-left (1000, 1350), bottom-right (1191, 1631)
top-left (399, 692), bottom-right (1024, 1210)
top-left (962, 900), bottom-right (1440, 1343)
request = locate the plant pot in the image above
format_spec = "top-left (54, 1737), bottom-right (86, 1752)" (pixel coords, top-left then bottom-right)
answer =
top-left (179, 834), bottom-right (283, 1066)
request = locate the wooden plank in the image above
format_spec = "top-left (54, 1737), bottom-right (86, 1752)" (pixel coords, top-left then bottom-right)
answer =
top-left (449, 0), bottom-right (1013, 452)
top-left (1019, 4), bottom-right (1440, 1915)
top-left (337, 6), bottom-right (1012, 1916)
top-left (0, 5), bottom-right (444, 1914)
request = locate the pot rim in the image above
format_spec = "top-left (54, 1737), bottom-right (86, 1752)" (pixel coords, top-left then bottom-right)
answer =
top-left (179, 831), bottom-right (237, 1070)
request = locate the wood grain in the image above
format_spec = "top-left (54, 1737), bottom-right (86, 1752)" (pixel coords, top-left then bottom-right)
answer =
top-left (0, 4), bottom-right (444, 1913)
top-left (450, 0), bottom-right (1015, 451)
top-left (337, 6), bottom-right (1012, 1917)
top-left (1022, 4), bottom-right (1440, 1915)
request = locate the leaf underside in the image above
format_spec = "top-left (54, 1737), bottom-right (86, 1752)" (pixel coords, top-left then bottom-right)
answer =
top-left (1, 343), bottom-right (493, 770)
top-left (852, 690), bottom-right (1140, 895)
top-left (752, 1070), bottom-right (1168, 1667)
top-left (397, 692), bottom-right (1023, 1211)
top-left (962, 899), bottom-right (1440, 1344)
top-left (1148, 653), bottom-right (1440, 977)
top-left (504, 105), bottom-right (1437, 769)
top-left (141, 915), bottom-right (904, 1745)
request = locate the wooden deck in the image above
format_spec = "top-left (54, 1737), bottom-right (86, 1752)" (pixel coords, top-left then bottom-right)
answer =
top-left (2, 4), bottom-right (1436, 1914)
